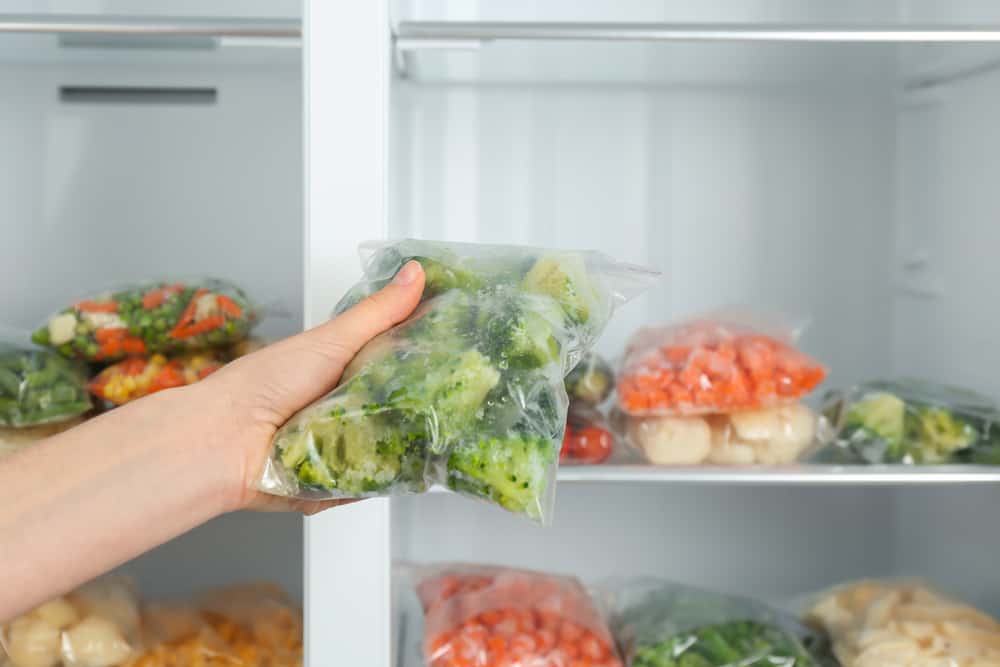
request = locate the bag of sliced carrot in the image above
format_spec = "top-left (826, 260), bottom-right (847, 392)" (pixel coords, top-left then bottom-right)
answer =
top-left (617, 310), bottom-right (826, 418)
top-left (31, 279), bottom-right (257, 362)
top-left (399, 563), bottom-right (622, 667)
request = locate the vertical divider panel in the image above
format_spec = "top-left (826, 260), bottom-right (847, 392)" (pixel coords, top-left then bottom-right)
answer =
top-left (303, 1), bottom-right (392, 666)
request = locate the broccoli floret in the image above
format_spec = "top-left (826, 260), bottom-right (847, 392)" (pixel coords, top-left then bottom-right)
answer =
top-left (844, 392), bottom-right (905, 449)
top-left (522, 253), bottom-right (601, 325)
top-left (904, 405), bottom-right (978, 462)
top-left (420, 349), bottom-right (501, 451)
top-left (413, 256), bottom-right (484, 297)
top-left (445, 434), bottom-right (556, 521)
top-left (275, 396), bottom-right (428, 495)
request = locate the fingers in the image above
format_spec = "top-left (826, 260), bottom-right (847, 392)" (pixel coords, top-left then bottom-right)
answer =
top-left (299, 261), bottom-right (425, 365)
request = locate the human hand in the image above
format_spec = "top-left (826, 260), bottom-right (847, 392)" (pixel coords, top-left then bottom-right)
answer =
top-left (194, 261), bottom-right (425, 514)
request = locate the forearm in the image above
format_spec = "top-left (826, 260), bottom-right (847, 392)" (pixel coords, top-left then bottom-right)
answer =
top-left (0, 384), bottom-right (240, 621)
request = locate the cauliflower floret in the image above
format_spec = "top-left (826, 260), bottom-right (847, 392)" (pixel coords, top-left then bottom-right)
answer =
top-left (193, 293), bottom-right (220, 321)
top-left (48, 314), bottom-right (78, 346)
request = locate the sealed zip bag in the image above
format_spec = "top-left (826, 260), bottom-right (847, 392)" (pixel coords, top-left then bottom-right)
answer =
top-left (605, 578), bottom-right (834, 667)
top-left (32, 279), bottom-right (257, 362)
top-left (88, 341), bottom-right (266, 407)
top-left (131, 582), bottom-right (302, 667)
top-left (0, 339), bottom-right (91, 428)
top-left (818, 379), bottom-right (1000, 464)
top-left (401, 563), bottom-right (622, 667)
top-left (617, 310), bottom-right (826, 418)
top-left (0, 576), bottom-right (141, 667)
top-left (259, 239), bottom-right (656, 523)
top-left (804, 579), bottom-right (1000, 666)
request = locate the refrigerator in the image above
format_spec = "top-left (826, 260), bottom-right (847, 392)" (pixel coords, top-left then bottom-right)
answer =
top-left (3, 1), bottom-right (1000, 665)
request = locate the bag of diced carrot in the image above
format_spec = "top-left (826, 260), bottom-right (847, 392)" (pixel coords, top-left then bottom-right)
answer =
top-left (617, 310), bottom-right (826, 418)
top-left (401, 563), bottom-right (622, 667)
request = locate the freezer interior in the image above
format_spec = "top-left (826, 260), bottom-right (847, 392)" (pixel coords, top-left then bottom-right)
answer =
top-left (387, 4), bottom-right (1000, 618)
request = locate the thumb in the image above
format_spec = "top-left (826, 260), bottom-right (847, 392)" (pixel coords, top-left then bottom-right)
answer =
top-left (301, 260), bottom-right (425, 362)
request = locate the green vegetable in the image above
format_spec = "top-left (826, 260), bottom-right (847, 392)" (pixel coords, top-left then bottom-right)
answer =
top-left (633, 621), bottom-right (818, 667)
top-left (829, 381), bottom-right (995, 464)
top-left (269, 240), bottom-right (621, 520)
top-left (446, 434), bottom-right (555, 521)
top-left (0, 346), bottom-right (91, 428)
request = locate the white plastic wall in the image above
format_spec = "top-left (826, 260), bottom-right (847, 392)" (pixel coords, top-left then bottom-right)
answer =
top-left (0, 56), bottom-right (306, 599)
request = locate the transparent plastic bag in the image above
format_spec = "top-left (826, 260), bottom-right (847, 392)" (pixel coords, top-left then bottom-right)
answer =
top-left (818, 379), bottom-right (1000, 464)
top-left (605, 578), bottom-right (833, 667)
top-left (0, 340), bottom-right (91, 428)
top-left (31, 279), bottom-right (257, 362)
top-left (131, 582), bottom-right (302, 667)
top-left (260, 239), bottom-right (656, 523)
top-left (614, 403), bottom-right (820, 466)
top-left (89, 352), bottom-right (225, 406)
top-left (402, 563), bottom-right (622, 667)
top-left (562, 402), bottom-right (616, 465)
top-left (617, 310), bottom-right (826, 417)
top-left (88, 338), bottom-right (269, 407)
top-left (804, 579), bottom-right (1000, 666)
top-left (0, 575), bottom-right (141, 667)
top-left (566, 353), bottom-right (614, 408)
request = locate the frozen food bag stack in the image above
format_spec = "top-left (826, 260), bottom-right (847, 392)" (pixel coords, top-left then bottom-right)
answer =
top-left (259, 239), bottom-right (656, 523)
top-left (402, 563), bottom-right (622, 667)
top-left (615, 312), bottom-right (826, 466)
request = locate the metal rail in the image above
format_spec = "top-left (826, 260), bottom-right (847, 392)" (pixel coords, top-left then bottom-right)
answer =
top-left (0, 14), bottom-right (300, 38)
top-left (396, 21), bottom-right (1000, 45)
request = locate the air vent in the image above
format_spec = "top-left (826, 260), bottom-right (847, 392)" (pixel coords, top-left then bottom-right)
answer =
top-left (59, 86), bottom-right (217, 105)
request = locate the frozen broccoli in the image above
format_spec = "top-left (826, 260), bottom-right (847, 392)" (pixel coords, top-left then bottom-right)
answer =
top-left (277, 395), bottom-right (429, 495)
top-left (904, 405), bottom-right (978, 462)
top-left (446, 433), bottom-right (556, 521)
top-left (843, 392), bottom-right (905, 451)
top-left (522, 253), bottom-right (601, 325)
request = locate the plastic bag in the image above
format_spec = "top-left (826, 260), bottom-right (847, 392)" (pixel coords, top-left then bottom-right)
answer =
top-left (31, 279), bottom-right (257, 362)
top-left (606, 578), bottom-right (832, 667)
top-left (804, 579), bottom-right (1000, 666)
top-left (403, 563), bottom-right (622, 667)
top-left (259, 239), bottom-right (656, 523)
top-left (566, 353), bottom-right (614, 408)
top-left (562, 402), bottom-right (616, 465)
top-left (617, 312), bottom-right (826, 417)
top-left (89, 352), bottom-right (225, 406)
top-left (0, 417), bottom-right (86, 460)
top-left (818, 379), bottom-right (1000, 464)
top-left (0, 342), bottom-right (91, 428)
top-left (132, 582), bottom-right (302, 667)
top-left (615, 403), bottom-right (819, 466)
top-left (0, 576), bottom-right (141, 667)
top-left (88, 338), bottom-right (269, 406)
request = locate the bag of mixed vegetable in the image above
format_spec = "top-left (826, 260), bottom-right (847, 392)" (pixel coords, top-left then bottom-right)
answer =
top-left (399, 563), bottom-right (622, 667)
top-left (615, 311), bottom-right (826, 466)
top-left (0, 335), bottom-right (91, 429)
top-left (604, 578), bottom-right (836, 667)
top-left (817, 379), bottom-right (1000, 464)
top-left (258, 240), bottom-right (656, 524)
top-left (88, 339), bottom-right (268, 407)
top-left (32, 279), bottom-right (257, 362)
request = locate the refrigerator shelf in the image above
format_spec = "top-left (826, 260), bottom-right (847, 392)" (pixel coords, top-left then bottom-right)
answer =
top-left (557, 463), bottom-right (1000, 485)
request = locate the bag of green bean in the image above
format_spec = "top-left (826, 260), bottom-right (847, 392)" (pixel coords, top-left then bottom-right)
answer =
top-left (0, 341), bottom-right (92, 428)
top-left (31, 279), bottom-right (257, 362)
top-left (603, 578), bottom-right (836, 667)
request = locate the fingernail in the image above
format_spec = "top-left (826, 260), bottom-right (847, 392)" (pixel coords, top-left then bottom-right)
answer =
top-left (392, 261), bottom-right (420, 286)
